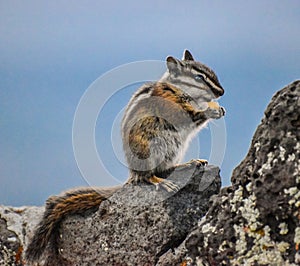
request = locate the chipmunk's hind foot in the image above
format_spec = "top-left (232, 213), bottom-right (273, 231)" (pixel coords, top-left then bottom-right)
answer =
top-left (187, 159), bottom-right (208, 166)
top-left (149, 175), bottom-right (179, 192)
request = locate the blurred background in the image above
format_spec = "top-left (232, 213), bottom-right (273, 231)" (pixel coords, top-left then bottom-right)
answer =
top-left (1, 1), bottom-right (299, 206)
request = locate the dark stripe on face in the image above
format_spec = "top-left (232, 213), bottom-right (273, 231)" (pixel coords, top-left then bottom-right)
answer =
top-left (202, 77), bottom-right (224, 97)
top-left (191, 66), bottom-right (224, 97)
top-left (191, 65), bottom-right (220, 83)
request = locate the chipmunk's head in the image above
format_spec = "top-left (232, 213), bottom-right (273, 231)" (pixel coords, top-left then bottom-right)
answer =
top-left (163, 50), bottom-right (224, 102)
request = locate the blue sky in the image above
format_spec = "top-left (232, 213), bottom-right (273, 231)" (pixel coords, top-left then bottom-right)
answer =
top-left (1, 1), bottom-right (299, 206)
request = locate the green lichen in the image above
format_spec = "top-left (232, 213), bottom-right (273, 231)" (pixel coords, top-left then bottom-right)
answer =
top-left (294, 227), bottom-right (300, 246)
top-left (230, 185), bottom-right (243, 212)
top-left (201, 222), bottom-right (216, 248)
top-left (279, 222), bottom-right (289, 235)
top-left (228, 182), bottom-right (296, 265)
top-left (231, 225), bottom-right (294, 265)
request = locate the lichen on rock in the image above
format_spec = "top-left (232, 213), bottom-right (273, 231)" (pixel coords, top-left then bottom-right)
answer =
top-left (0, 206), bottom-right (44, 266)
top-left (158, 80), bottom-right (300, 265)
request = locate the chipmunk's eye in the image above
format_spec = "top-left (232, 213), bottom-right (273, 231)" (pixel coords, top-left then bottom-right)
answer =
top-left (194, 74), bottom-right (204, 81)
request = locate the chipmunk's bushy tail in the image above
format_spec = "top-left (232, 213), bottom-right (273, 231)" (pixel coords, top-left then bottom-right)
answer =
top-left (25, 186), bottom-right (121, 264)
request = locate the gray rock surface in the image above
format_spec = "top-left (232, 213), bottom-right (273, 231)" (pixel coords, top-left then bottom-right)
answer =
top-left (158, 80), bottom-right (300, 265)
top-left (0, 206), bottom-right (44, 266)
top-left (56, 164), bottom-right (221, 265)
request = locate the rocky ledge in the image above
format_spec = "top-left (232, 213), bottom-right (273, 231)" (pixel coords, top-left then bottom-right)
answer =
top-left (1, 80), bottom-right (299, 265)
top-left (158, 80), bottom-right (300, 265)
top-left (42, 164), bottom-right (221, 266)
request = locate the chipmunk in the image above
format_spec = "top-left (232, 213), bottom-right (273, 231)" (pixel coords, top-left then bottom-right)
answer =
top-left (25, 50), bottom-right (225, 264)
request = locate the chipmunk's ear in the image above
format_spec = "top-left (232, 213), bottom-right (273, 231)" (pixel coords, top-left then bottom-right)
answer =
top-left (166, 56), bottom-right (183, 74)
top-left (182, 50), bottom-right (194, 61)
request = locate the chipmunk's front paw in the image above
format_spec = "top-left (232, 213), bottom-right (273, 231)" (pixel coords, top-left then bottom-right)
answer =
top-left (205, 103), bottom-right (225, 119)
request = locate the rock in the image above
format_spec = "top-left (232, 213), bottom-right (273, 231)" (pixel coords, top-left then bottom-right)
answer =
top-left (53, 164), bottom-right (221, 265)
top-left (0, 217), bottom-right (21, 266)
top-left (0, 206), bottom-right (44, 266)
top-left (159, 80), bottom-right (300, 265)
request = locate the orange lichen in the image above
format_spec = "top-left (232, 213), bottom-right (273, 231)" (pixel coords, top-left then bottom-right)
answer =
top-left (14, 209), bottom-right (24, 214)
top-left (15, 245), bottom-right (23, 264)
top-left (180, 260), bottom-right (188, 266)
